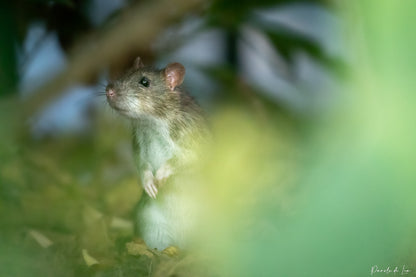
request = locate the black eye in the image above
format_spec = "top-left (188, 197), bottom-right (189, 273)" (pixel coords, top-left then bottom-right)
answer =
top-left (139, 77), bottom-right (150, 87)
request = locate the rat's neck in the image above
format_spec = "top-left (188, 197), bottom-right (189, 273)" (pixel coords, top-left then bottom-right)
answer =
top-left (131, 114), bottom-right (164, 128)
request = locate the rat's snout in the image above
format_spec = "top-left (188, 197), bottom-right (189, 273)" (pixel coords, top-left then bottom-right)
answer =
top-left (106, 84), bottom-right (116, 99)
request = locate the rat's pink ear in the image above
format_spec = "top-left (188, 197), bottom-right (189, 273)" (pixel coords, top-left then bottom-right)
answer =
top-left (133, 57), bottom-right (144, 69)
top-left (164, 63), bottom-right (185, 91)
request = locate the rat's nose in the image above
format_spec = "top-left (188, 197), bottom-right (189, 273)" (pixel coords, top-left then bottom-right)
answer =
top-left (106, 88), bottom-right (115, 98)
top-left (106, 84), bottom-right (115, 98)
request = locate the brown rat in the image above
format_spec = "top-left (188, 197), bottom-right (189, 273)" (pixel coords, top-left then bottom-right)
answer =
top-left (106, 57), bottom-right (207, 249)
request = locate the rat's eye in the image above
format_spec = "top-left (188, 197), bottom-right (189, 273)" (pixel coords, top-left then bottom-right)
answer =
top-left (139, 77), bottom-right (150, 87)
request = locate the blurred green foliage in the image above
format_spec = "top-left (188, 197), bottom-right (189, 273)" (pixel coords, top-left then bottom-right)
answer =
top-left (227, 1), bottom-right (416, 276)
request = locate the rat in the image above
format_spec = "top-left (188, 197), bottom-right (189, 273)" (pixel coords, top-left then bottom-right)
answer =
top-left (106, 57), bottom-right (208, 250)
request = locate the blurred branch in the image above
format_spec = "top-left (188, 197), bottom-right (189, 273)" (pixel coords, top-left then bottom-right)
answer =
top-left (22, 0), bottom-right (204, 119)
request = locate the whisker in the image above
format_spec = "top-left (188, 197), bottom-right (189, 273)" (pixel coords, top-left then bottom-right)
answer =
top-left (94, 90), bottom-right (107, 97)
top-left (97, 82), bottom-right (108, 89)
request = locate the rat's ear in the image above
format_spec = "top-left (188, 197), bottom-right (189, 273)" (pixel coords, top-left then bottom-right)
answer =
top-left (133, 57), bottom-right (144, 69)
top-left (164, 63), bottom-right (185, 91)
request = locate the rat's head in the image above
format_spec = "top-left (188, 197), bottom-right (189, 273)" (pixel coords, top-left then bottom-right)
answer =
top-left (106, 57), bottom-right (185, 119)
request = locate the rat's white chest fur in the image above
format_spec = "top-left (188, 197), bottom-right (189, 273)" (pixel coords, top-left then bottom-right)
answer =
top-left (133, 116), bottom-right (176, 171)
top-left (133, 116), bottom-right (198, 250)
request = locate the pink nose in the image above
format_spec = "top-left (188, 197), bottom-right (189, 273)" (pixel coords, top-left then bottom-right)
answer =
top-left (106, 88), bottom-right (115, 98)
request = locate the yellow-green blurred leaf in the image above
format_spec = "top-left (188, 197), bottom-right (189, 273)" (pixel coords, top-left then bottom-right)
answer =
top-left (28, 230), bottom-right (53, 248)
top-left (82, 249), bottom-right (99, 267)
top-left (126, 241), bottom-right (154, 258)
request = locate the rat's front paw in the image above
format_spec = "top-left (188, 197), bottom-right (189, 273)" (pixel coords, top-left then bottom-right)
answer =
top-left (144, 180), bottom-right (158, 199)
top-left (143, 170), bottom-right (158, 199)
top-left (155, 164), bottom-right (173, 185)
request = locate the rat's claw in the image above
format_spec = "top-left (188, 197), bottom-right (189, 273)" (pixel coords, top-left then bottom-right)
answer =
top-left (144, 182), bottom-right (158, 199)
top-left (143, 170), bottom-right (158, 199)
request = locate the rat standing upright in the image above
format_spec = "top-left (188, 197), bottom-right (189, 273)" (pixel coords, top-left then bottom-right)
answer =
top-left (106, 57), bottom-right (208, 250)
